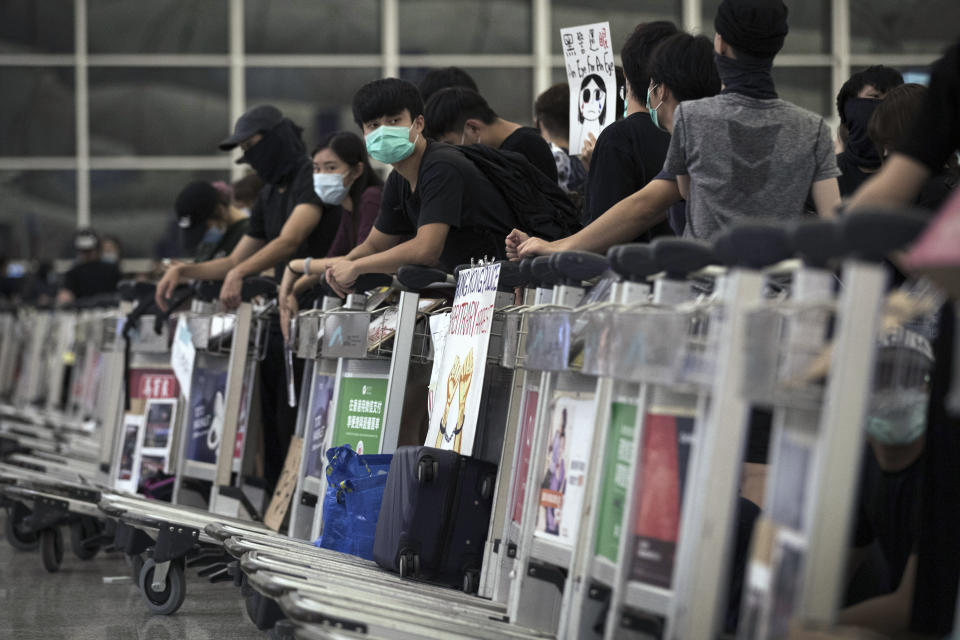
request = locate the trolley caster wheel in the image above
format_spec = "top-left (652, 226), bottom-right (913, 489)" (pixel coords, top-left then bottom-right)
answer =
top-left (139, 558), bottom-right (186, 616)
top-left (70, 519), bottom-right (100, 560)
top-left (463, 569), bottom-right (480, 594)
top-left (4, 504), bottom-right (39, 551)
top-left (398, 550), bottom-right (420, 578)
top-left (40, 527), bottom-right (64, 573)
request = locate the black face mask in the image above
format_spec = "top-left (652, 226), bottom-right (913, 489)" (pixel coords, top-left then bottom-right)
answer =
top-left (715, 51), bottom-right (778, 100)
top-left (843, 97), bottom-right (882, 169)
top-left (238, 119), bottom-right (305, 184)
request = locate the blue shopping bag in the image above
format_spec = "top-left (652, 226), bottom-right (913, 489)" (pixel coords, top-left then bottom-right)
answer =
top-left (315, 445), bottom-right (392, 560)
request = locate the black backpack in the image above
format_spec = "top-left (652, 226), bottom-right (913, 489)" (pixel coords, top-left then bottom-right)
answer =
top-left (457, 144), bottom-right (582, 241)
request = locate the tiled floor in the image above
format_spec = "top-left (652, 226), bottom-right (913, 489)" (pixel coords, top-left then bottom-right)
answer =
top-left (0, 527), bottom-right (265, 639)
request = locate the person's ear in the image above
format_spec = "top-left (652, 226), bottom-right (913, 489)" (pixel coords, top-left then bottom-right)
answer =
top-left (714, 32), bottom-right (724, 55)
top-left (464, 119), bottom-right (483, 137)
top-left (411, 114), bottom-right (425, 137)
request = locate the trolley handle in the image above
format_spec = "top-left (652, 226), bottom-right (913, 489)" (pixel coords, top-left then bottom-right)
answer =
top-left (530, 255), bottom-right (564, 286)
top-left (193, 280), bottom-right (223, 303)
top-left (549, 250), bottom-right (609, 285)
top-left (354, 273), bottom-right (395, 294)
top-left (396, 265), bottom-right (453, 292)
top-left (608, 244), bottom-right (658, 282)
top-left (117, 279), bottom-right (157, 303)
top-left (651, 237), bottom-right (717, 278)
top-left (712, 223), bottom-right (793, 270)
top-left (497, 260), bottom-right (529, 289)
top-left (152, 284), bottom-right (197, 334)
top-left (839, 208), bottom-right (930, 262)
top-left (790, 219), bottom-right (844, 269)
top-left (240, 276), bottom-right (278, 303)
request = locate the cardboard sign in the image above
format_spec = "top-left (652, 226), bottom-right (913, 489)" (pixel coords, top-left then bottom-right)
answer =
top-left (264, 436), bottom-right (304, 532)
top-left (425, 264), bottom-right (500, 455)
top-left (534, 392), bottom-right (596, 546)
top-left (427, 312), bottom-right (452, 420)
top-left (561, 21), bottom-right (616, 155)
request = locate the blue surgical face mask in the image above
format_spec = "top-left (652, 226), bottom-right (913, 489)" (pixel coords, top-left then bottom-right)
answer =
top-left (646, 85), bottom-right (665, 132)
top-left (865, 389), bottom-right (929, 445)
top-left (365, 124), bottom-right (419, 165)
top-left (313, 171), bottom-right (350, 205)
top-left (201, 226), bottom-right (225, 246)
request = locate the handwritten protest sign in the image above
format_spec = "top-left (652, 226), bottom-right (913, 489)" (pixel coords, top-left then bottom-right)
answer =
top-left (561, 22), bottom-right (616, 155)
top-left (425, 263), bottom-right (501, 455)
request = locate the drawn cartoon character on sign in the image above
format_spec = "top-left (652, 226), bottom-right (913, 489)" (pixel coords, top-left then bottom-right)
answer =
top-left (434, 347), bottom-right (475, 453)
top-left (573, 73), bottom-right (607, 155)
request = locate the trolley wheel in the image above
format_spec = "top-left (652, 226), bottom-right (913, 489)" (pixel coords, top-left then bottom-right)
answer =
top-left (463, 569), bottom-right (480, 594)
top-left (4, 504), bottom-right (39, 551)
top-left (70, 518), bottom-right (100, 560)
top-left (40, 527), bottom-right (64, 573)
top-left (139, 558), bottom-right (187, 616)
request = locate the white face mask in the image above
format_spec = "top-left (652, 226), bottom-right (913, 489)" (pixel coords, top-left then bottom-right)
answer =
top-left (313, 171), bottom-right (350, 205)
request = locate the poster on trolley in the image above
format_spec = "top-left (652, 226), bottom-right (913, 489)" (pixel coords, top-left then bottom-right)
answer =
top-left (425, 263), bottom-right (501, 456)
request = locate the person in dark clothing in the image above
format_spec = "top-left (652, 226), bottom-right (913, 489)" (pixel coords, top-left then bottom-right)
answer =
top-left (830, 65), bottom-right (905, 197)
top-left (582, 20), bottom-right (678, 231)
top-left (417, 66), bottom-right (478, 103)
top-left (174, 181), bottom-right (250, 262)
top-left (155, 104), bottom-right (340, 491)
top-left (868, 83), bottom-right (958, 211)
top-left (422, 87), bottom-right (559, 181)
top-left (231, 173), bottom-right (264, 215)
top-left (325, 78), bottom-right (521, 295)
top-left (534, 83), bottom-right (588, 194)
top-left (56, 229), bottom-right (121, 304)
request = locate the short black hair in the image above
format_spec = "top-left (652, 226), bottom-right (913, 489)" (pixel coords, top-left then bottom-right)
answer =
top-left (837, 65), bottom-right (904, 123)
top-left (534, 83), bottom-right (569, 139)
top-left (352, 78), bottom-right (424, 129)
top-left (423, 87), bottom-right (498, 139)
top-left (620, 21), bottom-right (679, 98)
top-left (418, 66), bottom-right (479, 102)
top-left (648, 33), bottom-right (722, 103)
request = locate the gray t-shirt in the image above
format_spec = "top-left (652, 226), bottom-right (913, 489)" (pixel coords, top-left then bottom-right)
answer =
top-left (665, 93), bottom-right (840, 241)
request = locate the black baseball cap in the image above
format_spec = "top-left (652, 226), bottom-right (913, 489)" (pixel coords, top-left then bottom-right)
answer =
top-left (175, 181), bottom-right (220, 230)
top-left (219, 104), bottom-right (284, 151)
top-left (74, 228), bottom-right (100, 252)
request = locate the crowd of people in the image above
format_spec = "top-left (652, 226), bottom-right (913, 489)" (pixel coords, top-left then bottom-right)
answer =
top-left (4, 0), bottom-right (959, 635)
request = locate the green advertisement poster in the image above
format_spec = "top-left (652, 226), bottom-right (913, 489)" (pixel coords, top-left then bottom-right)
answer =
top-left (330, 376), bottom-right (389, 455)
top-left (594, 401), bottom-right (638, 562)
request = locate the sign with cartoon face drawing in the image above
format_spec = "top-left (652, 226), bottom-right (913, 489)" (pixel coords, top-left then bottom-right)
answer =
top-left (561, 22), bottom-right (616, 155)
top-left (425, 263), bottom-right (500, 455)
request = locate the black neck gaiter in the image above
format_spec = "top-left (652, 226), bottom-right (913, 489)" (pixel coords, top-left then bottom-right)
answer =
top-left (843, 97), bottom-right (883, 169)
top-left (715, 51), bottom-right (778, 100)
top-left (239, 119), bottom-right (306, 185)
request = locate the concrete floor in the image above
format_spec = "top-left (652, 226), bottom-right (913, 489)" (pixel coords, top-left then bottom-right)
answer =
top-left (0, 527), bottom-right (265, 640)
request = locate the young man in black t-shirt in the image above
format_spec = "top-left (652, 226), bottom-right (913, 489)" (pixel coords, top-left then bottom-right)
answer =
top-left (422, 86), bottom-right (559, 182)
top-left (56, 229), bottom-right (121, 304)
top-left (582, 20), bottom-right (678, 230)
top-left (325, 78), bottom-right (519, 295)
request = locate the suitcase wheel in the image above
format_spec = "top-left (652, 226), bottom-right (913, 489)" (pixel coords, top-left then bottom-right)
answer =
top-left (417, 458), bottom-right (437, 484)
top-left (398, 550), bottom-right (420, 578)
top-left (462, 569), bottom-right (480, 594)
top-left (480, 474), bottom-right (495, 501)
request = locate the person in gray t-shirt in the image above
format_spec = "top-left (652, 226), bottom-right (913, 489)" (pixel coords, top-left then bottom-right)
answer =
top-left (665, 0), bottom-right (841, 241)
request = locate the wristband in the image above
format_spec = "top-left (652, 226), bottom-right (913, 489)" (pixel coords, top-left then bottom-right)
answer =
top-left (303, 257), bottom-right (312, 276)
top-left (286, 262), bottom-right (302, 275)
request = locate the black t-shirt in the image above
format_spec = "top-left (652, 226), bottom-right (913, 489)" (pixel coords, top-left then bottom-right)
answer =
top-left (499, 126), bottom-right (559, 182)
top-left (911, 303), bottom-right (960, 635)
top-left (247, 158), bottom-right (340, 279)
top-left (852, 447), bottom-right (922, 592)
top-left (62, 260), bottom-right (121, 299)
top-left (899, 40), bottom-right (960, 172)
top-left (583, 112), bottom-right (672, 239)
top-left (374, 142), bottom-right (518, 271)
top-left (835, 151), bottom-right (876, 197)
top-left (195, 218), bottom-right (250, 263)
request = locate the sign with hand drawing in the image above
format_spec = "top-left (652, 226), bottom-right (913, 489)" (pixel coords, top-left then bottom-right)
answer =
top-left (561, 21), bottom-right (617, 155)
top-left (425, 264), bottom-right (501, 455)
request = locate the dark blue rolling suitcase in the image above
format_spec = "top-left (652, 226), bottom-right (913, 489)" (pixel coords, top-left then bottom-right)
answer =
top-left (373, 446), bottom-right (497, 593)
